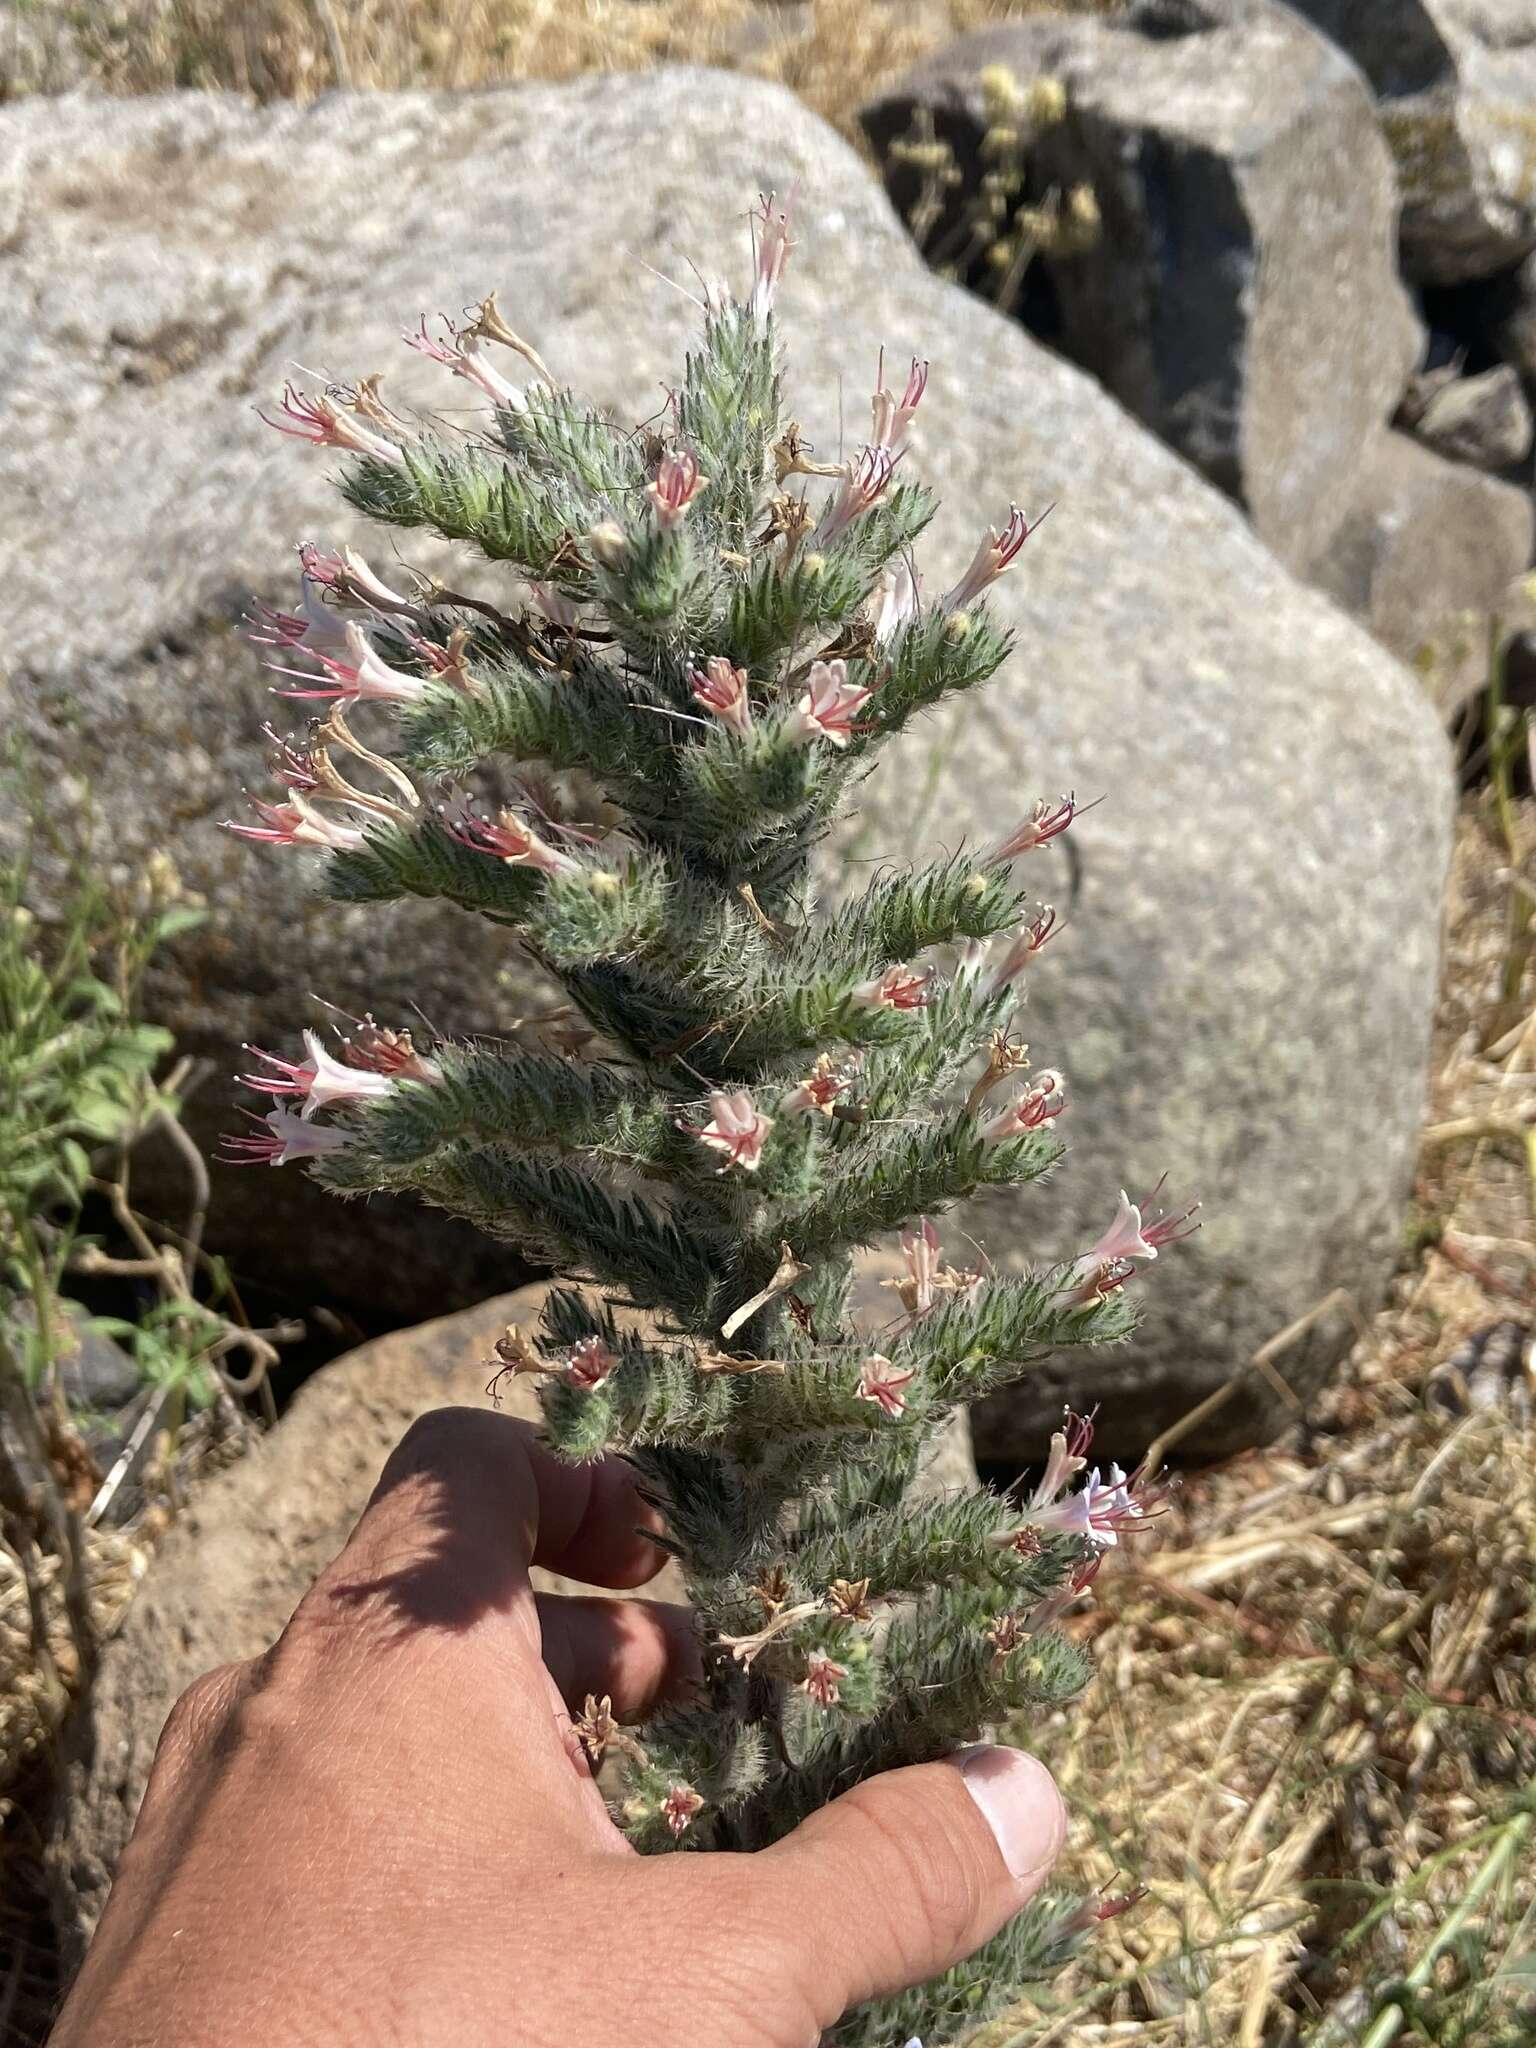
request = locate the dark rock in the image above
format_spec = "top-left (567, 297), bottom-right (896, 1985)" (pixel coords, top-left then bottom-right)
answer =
top-left (1307, 429), bottom-right (1534, 714)
top-left (861, 6), bottom-right (1422, 577)
top-left (1287, 0), bottom-right (1536, 284)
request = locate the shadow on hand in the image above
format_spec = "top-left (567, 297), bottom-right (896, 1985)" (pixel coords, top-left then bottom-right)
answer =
top-left (314, 1408), bottom-right (545, 1643)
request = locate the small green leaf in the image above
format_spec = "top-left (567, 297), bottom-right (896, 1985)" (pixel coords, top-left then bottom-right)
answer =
top-left (149, 905), bottom-right (208, 944)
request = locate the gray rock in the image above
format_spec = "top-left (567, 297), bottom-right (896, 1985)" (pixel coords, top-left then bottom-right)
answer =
top-left (0, 73), bottom-right (1451, 1463)
top-left (7, 1300), bottom-right (141, 1413)
top-left (59, 1332), bottom-right (141, 1415)
top-left (1307, 429), bottom-right (1534, 714)
top-left (1405, 362), bottom-right (1534, 469)
top-left (1287, 0), bottom-right (1536, 284)
top-left (861, 6), bottom-right (1423, 577)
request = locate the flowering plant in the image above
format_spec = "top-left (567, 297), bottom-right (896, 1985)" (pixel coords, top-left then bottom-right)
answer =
top-left (226, 198), bottom-right (1192, 2044)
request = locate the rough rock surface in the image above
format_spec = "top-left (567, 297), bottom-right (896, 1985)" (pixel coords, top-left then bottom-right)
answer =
top-left (861, 5), bottom-right (1423, 576)
top-left (1307, 431), bottom-right (1535, 714)
top-left (1402, 362), bottom-right (1534, 470)
top-left (1, 73), bottom-right (1451, 1459)
top-left (1287, 0), bottom-right (1536, 284)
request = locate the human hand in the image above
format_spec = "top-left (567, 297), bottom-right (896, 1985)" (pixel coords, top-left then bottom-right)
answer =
top-left (51, 1407), bottom-right (1065, 2047)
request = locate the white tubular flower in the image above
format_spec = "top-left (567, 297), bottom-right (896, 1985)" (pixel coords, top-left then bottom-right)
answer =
top-left (750, 190), bottom-right (796, 324)
top-left (403, 315), bottom-right (526, 410)
top-left (684, 1090), bottom-right (773, 1172)
top-left (690, 657), bottom-right (754, 738)
top-left (941, 505), bottom-right (1045, 611)
top-left (870, 351), bottom-right (928, 453)
top-left (793, 659), bottom-right (874, 749)
top-left (871, 557), bottom-right (921, 643)
top-left (258, 382), bottom-right (405, 463)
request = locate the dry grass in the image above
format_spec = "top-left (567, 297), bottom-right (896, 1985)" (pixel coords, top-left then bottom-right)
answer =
top-left (2, 0), bottom-right (1121, 125)
top-left (0, 1530), bottom-right (146, 2037)
top-left (984, 792), bottom-right (1536, 2046)
top-left (0, 1537), bottom-right (147, 1828)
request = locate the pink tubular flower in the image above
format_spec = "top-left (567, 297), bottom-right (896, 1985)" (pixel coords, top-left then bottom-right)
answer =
top-left (219, 1106), bottom-right (351, 1167)
top-left (989, 794), bottom-right (1080, 864)
top-left (1003, 1407), bottom-right (1168, 1565)
top-left (690, 657), bottom-right (754, 738)
top-left (1026, 1458), bottom-right (1168, 1551)
top-left (1078, 1462), bottom-right (1170, 1546)
top-left (270, 621), bottom-right (429, 707)
top-left (1051, 1886), bottom-right (1151, 1943)
top-left (661, 1782), bottom-right (705, 1839)
top-left (941, 504), bottom-right (1047, 611)
top-left (794, 659), bottom-right (875, 749)
top-left (443, 805), bottom-right (581, 877)
top-left (343, 1017), bottom-right (438, 1082)
top-left (294, 542), bottom-right (345, 588)
top-left (1065, 1185), bottom-right (1199, 1304)
top-left (257, 723), bottom-right (323, 794)
top-left (684, 1089), bottom-right (773, 1173)
top-left (981, 1068), bottom-right (1066, 1146)
top-left (852, 963), bottom-right (934, 1012)
top-left (857, 1353), bottom-right (917, 1419)
top-left (985, 912), bottom-right (1061, 998)
top-left (818, 446), bottom-right (900, 543)
top-left (780, 1056), bottom-right (851, 1117)
top-left (224, 789), bottom-right (367, 852)
top-left (750, 190), bottom-right (796, 324)
top-left (567, 1336), bottom-right (619, 1391)
top-left (870, 351), bottom-right (929, 453)
top-left (1028, 1407), bottom-right (1097, 1514)
top-left (245, 573), bottom-right (351, 658)
top-left (328, 544), bottom-right (415, 612)
top-left (799, 1648), bottom-right (848, 1708)
top-left (871, 557), bottom-right (921, 643)
top-left (403, 315), bottom-right (526, 410)
top-left (258, 382), bottom-right (405, 464)
top-left (239, 1028), bottom-right (408, 1120)
top-left (647, 448), bottom-right (709, 530)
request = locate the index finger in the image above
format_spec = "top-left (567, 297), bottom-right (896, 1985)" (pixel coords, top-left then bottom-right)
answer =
top-left (310, 1407), bottom-right (667, 1646)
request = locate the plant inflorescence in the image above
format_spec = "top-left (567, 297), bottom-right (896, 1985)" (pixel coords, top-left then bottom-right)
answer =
top-left (228, 197), bottom-right (1192, 2044)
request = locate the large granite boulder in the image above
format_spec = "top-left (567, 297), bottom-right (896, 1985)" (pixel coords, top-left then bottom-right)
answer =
top-left (1306, 430), bottom-right (1534, 714)
top-left (861, 4), bottom-right (1423, 578)
top-left (0, 72), bottom-right (1451, 1459)
top-left (1286, 0), bottom-right (1536, 285)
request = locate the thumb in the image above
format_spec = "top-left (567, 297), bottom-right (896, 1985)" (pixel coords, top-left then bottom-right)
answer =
top-left (749, 1745), bottom-right (1066, 2025)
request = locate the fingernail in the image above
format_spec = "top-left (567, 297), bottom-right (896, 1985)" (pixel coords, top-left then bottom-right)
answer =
top-left (954, 1745), bottom-right (1066, 1883)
